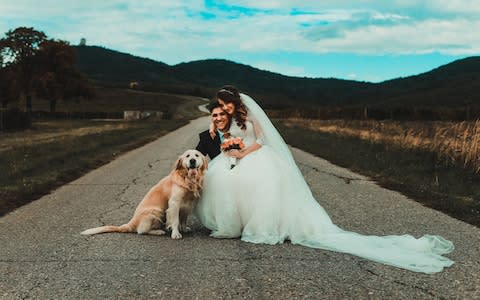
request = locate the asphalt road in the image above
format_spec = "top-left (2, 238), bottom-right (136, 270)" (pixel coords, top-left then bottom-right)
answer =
top-left (1, 117), bottom-right (479, 299)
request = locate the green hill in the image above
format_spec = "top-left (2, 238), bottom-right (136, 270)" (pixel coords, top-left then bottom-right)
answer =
top-left (74, 45), bottom-right (178, 84)
top-left (172, 59), bottom-right (371, 108)
top-left (74, 45), bottom-right (480, 110)
top-left (348, 56), bottom-right (480, 107)
top-left (74, 46), bottom-right (371, 108)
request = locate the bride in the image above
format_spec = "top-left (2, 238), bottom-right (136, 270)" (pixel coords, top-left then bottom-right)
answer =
top-left (195, 85), bottom-right (454, 274)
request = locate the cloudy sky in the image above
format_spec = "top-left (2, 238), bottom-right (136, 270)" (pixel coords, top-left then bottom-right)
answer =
top-left (1, 0), bottom-right (478, 82)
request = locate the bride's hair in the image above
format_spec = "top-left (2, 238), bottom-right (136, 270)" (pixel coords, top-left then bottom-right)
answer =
top-left (216, 85), bottom-right (247, 130)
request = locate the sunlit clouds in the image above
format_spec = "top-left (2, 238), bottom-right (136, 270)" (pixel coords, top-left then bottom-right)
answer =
top-left (1, 1), bottom-right (478, 82)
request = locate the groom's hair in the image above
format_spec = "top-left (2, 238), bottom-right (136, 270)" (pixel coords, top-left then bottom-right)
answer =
top-left (207, 101), bottom-right (223, 113)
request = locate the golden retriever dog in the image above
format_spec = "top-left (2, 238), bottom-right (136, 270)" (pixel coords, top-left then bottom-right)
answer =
top-left (81, 149), bottom-right (207, 239)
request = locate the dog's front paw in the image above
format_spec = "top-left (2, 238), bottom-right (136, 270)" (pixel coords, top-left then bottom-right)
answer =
top-left (171, 231), bottom-right (182, 239)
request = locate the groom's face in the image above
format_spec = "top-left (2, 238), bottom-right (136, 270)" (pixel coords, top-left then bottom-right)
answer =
top-left (211, 107), bottom-right (229, 132)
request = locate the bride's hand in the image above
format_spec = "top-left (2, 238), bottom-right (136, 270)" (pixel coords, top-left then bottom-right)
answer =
top-left (209, 122), bottom-right (216, 139)
top-left (227, 149), bottom-right (244, 159)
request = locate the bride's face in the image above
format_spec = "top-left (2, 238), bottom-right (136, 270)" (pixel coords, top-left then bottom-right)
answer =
top-left (218, 98), bottom-right (235, 115)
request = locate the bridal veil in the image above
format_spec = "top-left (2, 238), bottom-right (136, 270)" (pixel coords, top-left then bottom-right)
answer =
top-left (237, 93), bottom-right (454, 274)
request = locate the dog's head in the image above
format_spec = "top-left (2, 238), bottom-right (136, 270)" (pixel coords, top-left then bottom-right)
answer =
top-left (175, 149), bottom-right (208, 177)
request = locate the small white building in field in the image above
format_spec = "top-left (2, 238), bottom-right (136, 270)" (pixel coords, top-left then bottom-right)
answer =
top-left (124, 110), bottom-right (163, 120)
top-left (124, 111), bottom-right (141, 120)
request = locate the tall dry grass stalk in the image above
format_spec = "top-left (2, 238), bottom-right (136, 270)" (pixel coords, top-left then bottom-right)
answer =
top-left (282, 118), bottom-right (480, 172)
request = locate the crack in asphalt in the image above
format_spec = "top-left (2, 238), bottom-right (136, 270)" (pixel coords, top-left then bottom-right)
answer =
top-left (359, 263), bottom-right (443, 299)
top-left (0, 256), bottom-right (338, 264)
top-left (392, 279), bottom-right (444, 299)
top-left (297, 162), bottom-right (365, 184)
top-left (67, 183), bottom-right (131, 186)
top-left (89, 160), bottom-right (172, 226)
top-left (95, 176), bottom-right (141, 226)
top-left (237, 244), bottom-right (264, 299)
top-left (0, 255), bottom-right (449, 298)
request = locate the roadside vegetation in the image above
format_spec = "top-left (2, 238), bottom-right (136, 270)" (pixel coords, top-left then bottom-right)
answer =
top-left (0, 118), bottom-right (187, 216)
top-left (0, 88), bottom-right (207, 216)
top-left (282, 118), bottom-right (480, 173)
top-left (276, 119), bottom-right (480, 227)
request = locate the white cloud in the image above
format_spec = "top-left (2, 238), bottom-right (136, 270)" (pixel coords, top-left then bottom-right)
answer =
top-left (346, 73), bottom-right (357, 79)
top-left (2, 1), bottom-right (479, 58)
top-left (329, 18), bottom-right (480, 55)
top-left (1, 1), bottom-right (478, 80)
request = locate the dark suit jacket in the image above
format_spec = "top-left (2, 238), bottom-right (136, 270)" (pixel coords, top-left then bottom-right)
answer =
top-left (196, 130), bottom-right (221, 160)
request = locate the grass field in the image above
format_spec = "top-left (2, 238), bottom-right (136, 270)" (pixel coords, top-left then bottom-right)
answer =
top-left (29, 86), bottom-right (207, 114)
top-left (282, 118), bottom-right (480, 173)
top-left (276, 119), bottom-right (480, 227)
top-left (0, 118), bottom-right (190, 216)
top-left (0, 88), bottom-right (208, 216)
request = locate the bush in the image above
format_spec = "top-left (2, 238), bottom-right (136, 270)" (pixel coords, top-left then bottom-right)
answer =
top-left (0, 109), bottom-right (32, 131)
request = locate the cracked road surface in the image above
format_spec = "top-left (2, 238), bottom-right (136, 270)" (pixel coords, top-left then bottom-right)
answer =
top-left (1, 117), bottom-right (479, 299)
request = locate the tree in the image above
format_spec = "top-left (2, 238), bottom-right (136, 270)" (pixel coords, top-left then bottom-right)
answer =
top-left (0, 39), bottom-right (8, 107)
top-left (0, 65), bottom-right (21, 109)
top-left (0, 39), bottom-right (5, 67)
top-left (35, 39), bottom-right (94, 113)
top-left (0, 40), bottom-right (21, 109)
top-left (0, 27), bottom-right (47, 112)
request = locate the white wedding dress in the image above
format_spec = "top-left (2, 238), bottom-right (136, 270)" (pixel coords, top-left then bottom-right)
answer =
top-left (195, 93), bottom-right (454, 274)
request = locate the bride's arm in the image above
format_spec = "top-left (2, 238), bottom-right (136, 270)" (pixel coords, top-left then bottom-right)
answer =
top-left (209, 121), bottom-right (216, 139)
top-left (227, 118), bottom-right (263, 159)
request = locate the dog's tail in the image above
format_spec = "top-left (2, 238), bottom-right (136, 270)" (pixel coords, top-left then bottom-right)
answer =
top-left (81, 224), bottom-right (132, 235)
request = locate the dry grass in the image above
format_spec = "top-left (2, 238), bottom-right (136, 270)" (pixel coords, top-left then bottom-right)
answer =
top-left (0, 120), bottom-right (131, 152)
top-left (0, 118), bottom-right (188, 216)
top-left (283, 118), bottom-right (480, 173)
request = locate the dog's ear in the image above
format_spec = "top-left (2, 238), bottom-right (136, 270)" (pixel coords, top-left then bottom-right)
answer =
top-left (200, 155), bottom-right (208, 172)
top-left (174, 156), bottom-right (183, 170)
top-left (173, 156), bottom-right (188, 178)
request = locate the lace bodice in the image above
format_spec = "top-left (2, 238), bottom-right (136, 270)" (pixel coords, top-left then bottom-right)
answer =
top-left (228, 119), bottom-right (260, 148)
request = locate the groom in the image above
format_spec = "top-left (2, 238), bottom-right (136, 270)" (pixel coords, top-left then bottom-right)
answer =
top-left (195, 102), bottom-right (231, 160)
